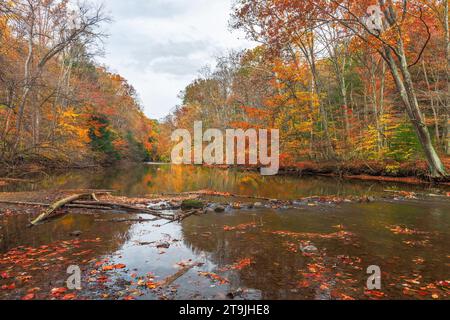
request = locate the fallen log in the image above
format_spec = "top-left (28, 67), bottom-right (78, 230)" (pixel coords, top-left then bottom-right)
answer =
top-left (29, 193), bottom-right (94, 227)
top-left (73, 200), bottom-right (175, 220)
top-left (0, 199), bottom-right (112, 211)
top-left (1, 197), bottom-right (175, 222)
top-left (175, 209), bottom-right (202, 222)
top-left (95, 217), bottom-right (159, 223)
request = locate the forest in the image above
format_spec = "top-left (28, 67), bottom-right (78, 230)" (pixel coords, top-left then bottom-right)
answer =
top-left (0, 0), bottom-right (159, 172)
top-left (0, 0), bottom-right (449, 304)
top-left (159, 0), bottom-right (450, 180)
top-left (1, 0), bottom-right (449, 180)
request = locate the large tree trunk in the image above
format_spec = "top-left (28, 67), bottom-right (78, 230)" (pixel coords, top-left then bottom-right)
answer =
top-left (379, 1), bottom-right (447, 179)
top-left (444, 0), bottom-right (450, 155)
top-left (385, 48), bottom-right (447, 178)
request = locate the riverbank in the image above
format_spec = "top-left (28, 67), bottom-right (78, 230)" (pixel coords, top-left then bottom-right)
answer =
top-left (2, 159), bottom-right (450, 192)
top-left (205, 158), bottom-right (450, 185)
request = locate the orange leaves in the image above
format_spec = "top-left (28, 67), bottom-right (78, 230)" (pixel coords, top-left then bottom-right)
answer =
top-left (50, 288), bottom-right (77, 300)
top-left (21, 293), bottom-right (35, 300)
top-left (364, 290), bottom-right (386, 299)
top-left (387, 225), bottom-right (422, 235)
top-left (1, 283), bottom-right (16, 290)
top-left (232, 258), bottom-right (252, 270)
top-left (102, 263), bottom-right (126, 271)
top-left (223, 223), bottom-right (258, 232)
top-left (220, 258), bottom-right (253, 272)
top-left (61, 293), bottom-right (77, 300)
top-left (50, 287), bottom-right (67, 296)
top-left (198, 272), bottom-right (229, 285)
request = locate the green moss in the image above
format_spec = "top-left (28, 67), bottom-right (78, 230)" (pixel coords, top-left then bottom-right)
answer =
top-left (181, 200), bottom-right (205, 210)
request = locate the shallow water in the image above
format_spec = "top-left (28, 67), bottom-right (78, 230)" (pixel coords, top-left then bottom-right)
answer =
top-left (0, 164), bottom-right (449, 300)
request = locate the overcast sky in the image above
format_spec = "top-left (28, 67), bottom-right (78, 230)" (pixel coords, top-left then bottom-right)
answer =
top-left (96, 0), bottom-right (254, 120)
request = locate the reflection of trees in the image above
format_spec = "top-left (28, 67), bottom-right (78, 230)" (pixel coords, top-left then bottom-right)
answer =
top-left (0, 212), bottom-right (134, 299)
top-left (0, 212), bottom-right (131, 256)
top-left (180, 212), bottom-right (312, 299)
top-left (3, 164), bottom-right (431, 199)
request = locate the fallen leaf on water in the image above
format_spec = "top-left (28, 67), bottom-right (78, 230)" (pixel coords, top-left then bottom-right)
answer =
top-left (198, 272), bottom-right (229, 285)
top-left (102, 264), bottom-right (126, 271)
top-left (62, 293), bottom-right (77, 300)
top-left (50, 287), bottom-right (67, 296)
top-left (224, 223), bottom-right (257, 232)
top-left (1, 283), bottom-right (16, 290)
top-left (21, 293), bottom-right (35, 300)
top-left (364, 290), bottom-right (385, 299)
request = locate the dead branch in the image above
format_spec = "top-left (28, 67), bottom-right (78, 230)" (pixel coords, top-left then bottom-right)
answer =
top-left (160, 190), bottom-right (272, 201)
top-left (0, 199), bottom-right (111, 210)
top-left (72, 200), bottom-right (175, 220)
top-left (29, 193), bottom-right (94, 227)
top-left (157, 263), bottom-right (201, 288)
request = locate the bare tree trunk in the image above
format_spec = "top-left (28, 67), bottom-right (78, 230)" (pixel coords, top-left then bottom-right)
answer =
top-left (379, 0), bottom-right (447, 178)
top-left (15, 23), bottom-right (34, 152)
top-left (422, 60), bottom-right (440, 144)
top-left (385, 47), bottom-right (446, 178)
top-left (370, 64), bottom-right (382, 151)
top-left (379, 61), bottom-right (386, 148)
top-left (309, 44), bottom-right (335, 159)
top-left (444, 0), bottom-right (450, 154)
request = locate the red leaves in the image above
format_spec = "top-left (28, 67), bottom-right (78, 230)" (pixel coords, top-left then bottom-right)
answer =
top-left (1, 283), bottom-right (16, 290)
top-left (220, 258), bottom-right (253, 272)
top-left (0, 271), bottom-right (10, 279)
top-left (50, 288), bottom-right (77, 300)
top-left (50, 287), bottom-right (67, 297)
top-left (21, 293), bottom-right (35, 300)
top-left (224, 223), bottom-right (257, 232)
top-left (62, 293), bottom-right (77, 300)
top-left (232, 258), bottom-right (252, 270)
top-left (364, 290), bottom-right (386, 299)
top-left (198, 272), bottom-right (229, 285)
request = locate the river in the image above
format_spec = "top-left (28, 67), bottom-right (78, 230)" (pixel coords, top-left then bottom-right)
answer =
top-left (0, 164), bottom-right (449, 300)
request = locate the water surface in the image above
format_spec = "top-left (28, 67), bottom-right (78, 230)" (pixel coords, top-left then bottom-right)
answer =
top-left (0, 164), bottom-right (448, 300)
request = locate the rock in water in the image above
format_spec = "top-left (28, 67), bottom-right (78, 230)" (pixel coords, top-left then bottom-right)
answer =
top-left (181, 200), bottom-right (205, 210)
top-left (157, 242), bottom-right (170, 249)
top-left (253, 202), bottom-right (264, 208)
top-left (300, 245), bottom-right (318, 253)
top-left (214, 205), bottom-right (226, 213)
top-left (204, 208), bottom-right (215, 214)
top-left (69, 231), bottom-right (83, 237)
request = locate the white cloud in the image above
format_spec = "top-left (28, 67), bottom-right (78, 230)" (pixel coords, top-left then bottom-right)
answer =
top-left (96, 0), bottom-right (255, 120)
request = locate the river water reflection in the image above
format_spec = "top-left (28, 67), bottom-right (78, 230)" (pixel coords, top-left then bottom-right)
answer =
top-left (0, 164), bottom-right (449, 300)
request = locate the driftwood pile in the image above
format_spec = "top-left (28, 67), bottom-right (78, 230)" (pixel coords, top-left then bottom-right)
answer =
top-left (0, 191), bottom-right (182, 227)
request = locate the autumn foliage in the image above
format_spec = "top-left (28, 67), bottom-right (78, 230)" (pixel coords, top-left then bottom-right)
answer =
top-left (0, 0), bottom-right (159, 168)
top-left (160, 0), bottom-right (449, 177)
